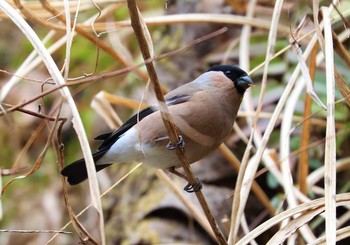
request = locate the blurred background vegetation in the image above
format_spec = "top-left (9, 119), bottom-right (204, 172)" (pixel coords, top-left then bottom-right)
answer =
top-left (0, 0), bottom-right (350, 244)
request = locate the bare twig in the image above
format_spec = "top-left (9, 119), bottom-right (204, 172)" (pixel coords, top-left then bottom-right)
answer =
top-left (1, 103), bottom-right (65, 122)
top-left (0, 229), bottom-right (72, 234)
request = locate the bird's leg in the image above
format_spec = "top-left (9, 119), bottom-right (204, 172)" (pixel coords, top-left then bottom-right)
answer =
top-left (167, 166), bottom-right (202, 193)
top-left (166, 135), bottom-right (185, 150)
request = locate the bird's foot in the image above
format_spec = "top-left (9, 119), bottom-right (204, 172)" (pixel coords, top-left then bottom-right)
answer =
top-left (166, 135), bottom-right (185, 150)
top-left (184, 178), bottom-right (202, 193)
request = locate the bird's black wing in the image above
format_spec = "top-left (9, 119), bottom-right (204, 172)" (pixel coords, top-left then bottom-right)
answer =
top-left (95, 94), bottom-right (192, 151)
top-left (95, 106), bottom-right (156, 150)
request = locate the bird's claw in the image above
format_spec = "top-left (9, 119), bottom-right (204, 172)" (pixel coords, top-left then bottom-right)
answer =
top-left (166, 135), bottom-right (185, 150)
top-left (184, 178), bottom-right (202, 193)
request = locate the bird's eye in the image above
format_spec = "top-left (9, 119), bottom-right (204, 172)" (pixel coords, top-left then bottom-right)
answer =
top-left (225, 71), bottom-right (231, 74)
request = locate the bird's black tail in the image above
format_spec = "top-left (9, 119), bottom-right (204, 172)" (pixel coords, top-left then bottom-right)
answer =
top-left (61, 151), bottom-right (111, 185)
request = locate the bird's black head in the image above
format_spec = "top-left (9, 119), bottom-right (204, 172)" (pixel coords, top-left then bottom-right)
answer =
top-left (208, 65), bottom-right (253, 94)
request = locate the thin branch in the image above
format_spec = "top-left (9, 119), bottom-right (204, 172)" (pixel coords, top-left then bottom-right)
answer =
top-left (1, 103), bottom-right (66, 121)
top-left (0, 229), bottom-right (72, 234)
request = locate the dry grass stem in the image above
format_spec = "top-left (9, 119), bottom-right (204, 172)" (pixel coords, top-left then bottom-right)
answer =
top-left (237, 193), bottom-right (350, 244)
top-left (322, 6), bottom-right (337, 244)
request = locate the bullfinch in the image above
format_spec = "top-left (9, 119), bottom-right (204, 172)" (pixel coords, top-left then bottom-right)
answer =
top-left (61, 65), bottom-right (253, 189)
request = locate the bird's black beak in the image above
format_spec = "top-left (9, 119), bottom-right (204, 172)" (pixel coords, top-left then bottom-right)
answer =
top-left (237, 75), bottom-right (253, 91)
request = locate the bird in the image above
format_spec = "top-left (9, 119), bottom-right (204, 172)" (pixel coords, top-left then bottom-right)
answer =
top-left (61, 65), bottom-right (253, 191)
